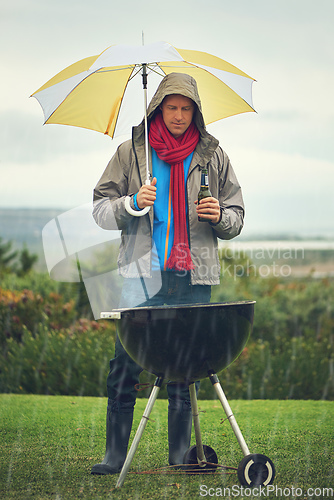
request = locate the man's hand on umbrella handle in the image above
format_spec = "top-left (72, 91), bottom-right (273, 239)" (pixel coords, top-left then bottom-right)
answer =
top-left (136, 177), bottom-right (157, 209)
top-left (195, 197), bottom-right (222, 224)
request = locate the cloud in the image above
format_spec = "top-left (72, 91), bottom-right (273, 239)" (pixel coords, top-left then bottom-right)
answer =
top-left (1, 0), bottom-right (333, 239)
top-left (229, 146), bottom-right (334, 235)
top-left (0, 109), bottom-right (120, 164)
top-left (0, 147), bottom-right (116, 208)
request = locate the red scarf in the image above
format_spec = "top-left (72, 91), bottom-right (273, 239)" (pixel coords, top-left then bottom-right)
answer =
top-left (149, 112), bottom-right (199, 271)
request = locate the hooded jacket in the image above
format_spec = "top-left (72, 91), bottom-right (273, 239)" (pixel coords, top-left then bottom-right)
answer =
top-left (93, 73), bottom-right (244, 285)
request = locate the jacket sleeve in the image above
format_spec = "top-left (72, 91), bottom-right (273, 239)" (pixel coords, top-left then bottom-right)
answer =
top-left (92, 142), bottom-right (137, 230)
top-left (210, 147), bottom-right (245, 240)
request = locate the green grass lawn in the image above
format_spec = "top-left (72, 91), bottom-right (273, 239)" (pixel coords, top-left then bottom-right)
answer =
top-left (0, 395), bottom-right (333, 499)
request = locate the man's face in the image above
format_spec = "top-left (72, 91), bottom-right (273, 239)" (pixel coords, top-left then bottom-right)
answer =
top-left (160, 94), bottom-right (195, 138)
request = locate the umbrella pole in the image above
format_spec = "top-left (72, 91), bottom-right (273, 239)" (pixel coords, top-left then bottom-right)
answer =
top-left (123, 63), bottom-right (151, 217)
top-left (142, 63), bottom-right (151, 185)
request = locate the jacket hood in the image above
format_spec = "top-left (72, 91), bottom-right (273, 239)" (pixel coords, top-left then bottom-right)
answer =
top-left (146, 72), bottom-right (206, 131)
top-left (132, 72), bottom-right (219, 164)
top-left (133, 73), bottom-right (208, 140)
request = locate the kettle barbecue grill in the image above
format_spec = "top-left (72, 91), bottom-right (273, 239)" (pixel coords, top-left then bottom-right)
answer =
top-left (101, 300), bottom-right (275, 488)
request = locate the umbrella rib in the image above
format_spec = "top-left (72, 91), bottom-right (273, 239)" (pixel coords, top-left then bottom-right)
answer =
top-left (155, 64), bottom-right (193, 69)
top-left (146, 60), bottom-right (255, 111)
top-left (97, 63), bottom-right (164, 80)
top-left (96, 66), bottom-right (135, 73)
top-left (146, 66), bottom-right (166, 78)
top-left (182, 61), bottom-right (256, 112)
top-left (108, 64), bottom-right (167, 136)
top-left (105, 67), bottom-right (137, 137)
top-left (43, 68), bottom-right (104, 123)
top-left (128, 63), bottom-right (165, 80)
top-left (97, 62), bottom-right (166, 76)
top-left (128, 66), bottom-right (143, 81)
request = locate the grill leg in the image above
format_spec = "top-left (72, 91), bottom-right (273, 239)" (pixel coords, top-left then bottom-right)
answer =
top-left (116, 377), bottom-right (163, 488)
top-left (209, 372), bottom-right (250, 457)
top-left (189, 382), bottom-right (206, 465)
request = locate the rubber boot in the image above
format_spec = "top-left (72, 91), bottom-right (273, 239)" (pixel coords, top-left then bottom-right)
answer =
top-left (91, 399), bottom-right (134, 475)
top-left (168, 399), bottom-right (193, 466)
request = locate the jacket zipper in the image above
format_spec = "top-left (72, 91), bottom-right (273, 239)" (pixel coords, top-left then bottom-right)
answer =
top-left (163, 184), bottom-right (172, 270)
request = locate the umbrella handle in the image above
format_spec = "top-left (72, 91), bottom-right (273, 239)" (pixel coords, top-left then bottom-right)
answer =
top-left (124, 195), bottom-right (150, 217)
top-left (124, 65), bottom-right (151, 218)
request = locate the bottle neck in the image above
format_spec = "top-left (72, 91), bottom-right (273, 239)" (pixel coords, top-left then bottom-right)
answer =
top-left (200, 170), bottom-right (209, 188)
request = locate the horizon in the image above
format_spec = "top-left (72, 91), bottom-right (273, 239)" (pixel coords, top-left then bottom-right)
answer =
top-left (1, 206), bottom-right (334, 243)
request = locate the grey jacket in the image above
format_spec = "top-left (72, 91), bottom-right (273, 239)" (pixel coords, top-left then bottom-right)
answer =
top-left (93, 73), bottom-right (244, 285)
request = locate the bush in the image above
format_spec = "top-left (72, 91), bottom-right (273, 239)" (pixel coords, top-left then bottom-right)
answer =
top-left (0, 238), bottom-right (37, 276)
top-left (1, 262), bottom-right (334, 400)
top-left (0, 287), bottom-right (77, 345)
top-left (0, 274), bottom-right (115, 396)
top-left (0, 319), bottom-right (115, 396)
top-left (206, 257), bottom-right (334, 400)
top-left (199, 332), bottom-right (333, 400)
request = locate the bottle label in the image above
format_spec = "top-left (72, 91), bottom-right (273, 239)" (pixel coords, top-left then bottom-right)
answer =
top-left (201, 174), bottom-right (208, 187)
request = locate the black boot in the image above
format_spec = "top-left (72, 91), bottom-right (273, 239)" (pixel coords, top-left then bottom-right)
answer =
top-left (91, 399), bottom-right (134, 475)
top-left (168, 399), bottom-right (193, 466)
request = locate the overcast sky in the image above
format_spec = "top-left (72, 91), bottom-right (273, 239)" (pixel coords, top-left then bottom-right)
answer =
top-left (1, 0), bottom-right (333, 237)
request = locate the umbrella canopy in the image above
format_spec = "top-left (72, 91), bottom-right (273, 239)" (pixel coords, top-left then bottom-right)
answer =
top-left (31, 41), bottom-right (256, 139)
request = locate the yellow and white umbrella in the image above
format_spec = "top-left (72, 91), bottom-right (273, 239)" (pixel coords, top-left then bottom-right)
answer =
top-left (32, 41), bottom-right (256, 139)
top-left (32, 41), bottom-right (255, 216)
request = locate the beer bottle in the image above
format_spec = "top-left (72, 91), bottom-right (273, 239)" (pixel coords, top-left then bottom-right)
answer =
top-left (198, 168), bottom-right (212, 222)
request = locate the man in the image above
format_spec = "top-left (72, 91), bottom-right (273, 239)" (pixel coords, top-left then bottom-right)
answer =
top-left (91, 72), bottom-right (244, 474)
